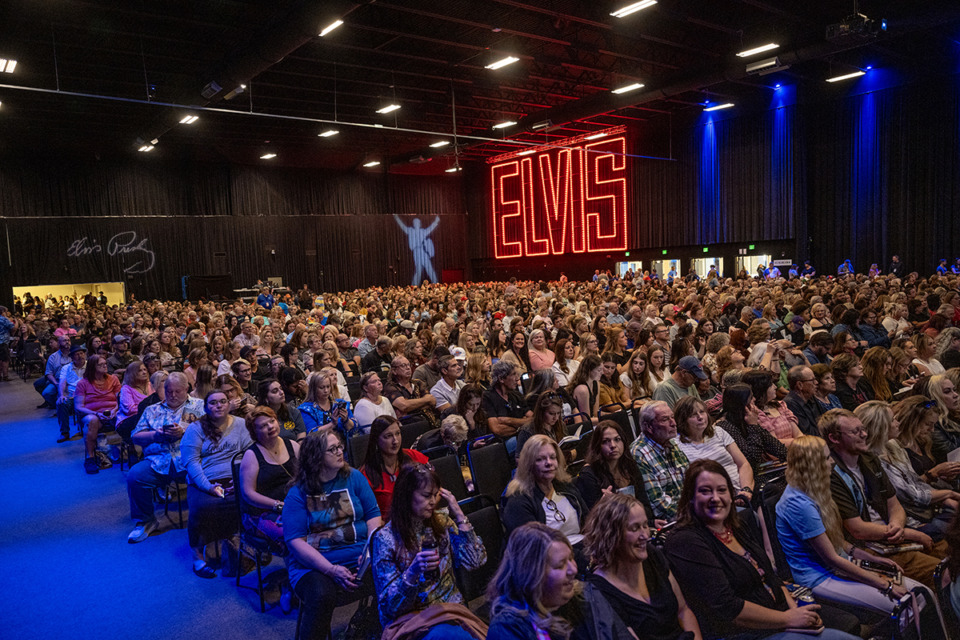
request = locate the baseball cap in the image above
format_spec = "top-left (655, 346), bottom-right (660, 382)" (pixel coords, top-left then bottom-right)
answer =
top-left (113, 335), bottom-right (130, 344)
top-left (70, 345), bottom-right (87, 355)
top-left (450, 347), bottom-right (467, 362)
top-left (677, 356), bottom-right (707, 380)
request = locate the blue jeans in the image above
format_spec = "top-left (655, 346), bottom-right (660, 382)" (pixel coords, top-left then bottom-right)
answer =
top-left (764, 630), bottom-right (858, 640)
top-left (420, 624), bottom-right (476, 640)
top-left (126, 460), bottom-right (184, 523)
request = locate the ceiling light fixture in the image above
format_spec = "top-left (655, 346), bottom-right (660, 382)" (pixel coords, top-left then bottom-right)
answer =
top-left (745, 57), bottom-right (781, 74)
top-left (318, 129), bottom-right (339, 137)
top-left (585, 133), bottom-right (608, 140)
top-left (138, 145), bottom-right (154, 152)
top-left (260, 153), bottom-right (277, 159)
top-left (703, 102), bottom-right (734, 111)
top-left (612, 82), bottom-right (644, 94)
top-left (492, 121), bottom-right (516, 129)
top-left (363, 161), bottom-right (381, 167)
top-left (445, 166), bottom-right (462, 173)
top-left (223, 84), bottom-right (246, 101)
top-left (0, 59), bottom-right (16, 73)
top-left (485, 56), bottom-right (519, 70)
top-left (826, 70), bottom-right (865, 83)
top-left (179, 115), bottom-right (199, 124)
top-left (610, 1), bottom-right (657, 18)
top-left (376, 104), bottom-right (401, 114)
top-left (319, 20), bottom-right (343, 37)
top-left (517, 149), bottom-right (535, 156)
top-left (736, 43), bottom-right (779, 57)
top-left (429, 141), bottom-right (450, 148)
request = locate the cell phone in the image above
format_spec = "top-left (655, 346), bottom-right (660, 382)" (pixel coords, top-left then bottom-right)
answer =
top-left (859, 559), bottom-right (900, 578)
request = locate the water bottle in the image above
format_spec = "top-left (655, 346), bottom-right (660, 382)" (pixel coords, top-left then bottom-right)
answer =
top-left (420, 526), bottom-right (439, 581)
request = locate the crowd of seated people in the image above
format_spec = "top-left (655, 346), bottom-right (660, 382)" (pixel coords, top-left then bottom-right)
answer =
top-left (4, 264), bottom-right (960, 637)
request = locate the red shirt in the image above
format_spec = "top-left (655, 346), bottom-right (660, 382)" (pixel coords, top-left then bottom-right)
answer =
top-left (361, 448), bottom-right (428, 520)
top-left (75, 375), bottom-right (121, 414)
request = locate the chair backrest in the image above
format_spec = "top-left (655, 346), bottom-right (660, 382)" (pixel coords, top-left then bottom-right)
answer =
top-left (563, 412), bottom-right (590, 437)
top-left (23, 341), bottom-right (43, 361)
top-left (400, 419), bottom-right (433, 449)
top-left (116, 415), bottom-right (140, 444)
top-left (756, 473), bottom-right (791, 582)
top-left (230, 451), bottom-right (246, 522)
top-left (933, 560), bottom-right (960, 636)
top-left (600, 407), bottom-right (635, 440)
top-left (891, 584), bottom-right (950, 639)
top-left (468, 441), bottom-right (513, 502)
top-left (420, 444), bottom-right (456, 460)
top-left (347, 381), bottom-right (362, 403)
top-left (432, 454), bottom-right (469, 501)
top-left (349, 433), bottom-right (370, 468)
top-left (520, 372), bottom-right (533, 394)
top-left (454, 496), bottom-right (505, 604)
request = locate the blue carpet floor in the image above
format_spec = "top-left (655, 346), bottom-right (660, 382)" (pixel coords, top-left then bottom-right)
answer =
top-left (0, 378), bottom-right (356, 640)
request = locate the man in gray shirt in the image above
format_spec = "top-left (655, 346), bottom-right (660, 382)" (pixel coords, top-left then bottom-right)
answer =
top-left (652, 356), bottom-right (704, 409)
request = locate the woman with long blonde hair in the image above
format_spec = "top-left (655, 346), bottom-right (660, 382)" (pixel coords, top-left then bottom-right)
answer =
top-left (776, 435), bottom-right (913, 612)
top-left (857, 401), bottom-right (959, 541)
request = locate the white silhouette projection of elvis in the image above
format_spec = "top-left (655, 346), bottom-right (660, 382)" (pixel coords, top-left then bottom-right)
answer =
top-left (394, 215), bottom-right (440, 286)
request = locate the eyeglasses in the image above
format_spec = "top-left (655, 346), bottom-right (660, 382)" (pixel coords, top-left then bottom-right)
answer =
top-left (208, 399), bottom-right (229, 406)
top-left (326, 443), bottom-right (345, 454)
top-left (544, 498), bottom-right (566, 523)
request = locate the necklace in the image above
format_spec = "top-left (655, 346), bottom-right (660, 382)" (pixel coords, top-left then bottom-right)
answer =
top-left (710, 526), bottom-right (734, 544)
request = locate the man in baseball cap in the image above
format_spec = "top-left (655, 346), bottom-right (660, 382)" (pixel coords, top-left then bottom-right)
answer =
top-left (652, 355), bottom-right (705, 409)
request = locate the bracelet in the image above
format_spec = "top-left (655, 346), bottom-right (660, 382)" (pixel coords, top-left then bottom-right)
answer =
top-left (882, 582), bottom-right (893, 596)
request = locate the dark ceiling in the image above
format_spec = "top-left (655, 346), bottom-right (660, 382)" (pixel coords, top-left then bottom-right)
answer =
top-left (0, 0), bottom-right (958, 173)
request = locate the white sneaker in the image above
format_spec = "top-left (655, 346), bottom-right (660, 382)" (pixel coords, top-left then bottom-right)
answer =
top-left (127, 520), bottom-right (159, 543)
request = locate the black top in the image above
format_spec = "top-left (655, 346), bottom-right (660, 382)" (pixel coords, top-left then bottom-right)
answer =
top-left (834, 378), bottom-right (873, 411)
top-left (830, 450), bottom-right (895, 526)
top-left (242, 439), bottom-right (297, 515)
top-left (716, 418), bottom-right (787, 469)
top-left (783, 391), bottom-right (825, 437)
top-left (665, 522), bottom-right (785, 640)
top-left (482, 386), bottom-right (528, 420)
top-left (584, 547), bottom-right (684, 640)
top-left (574, 464), bottom-right (654, 522)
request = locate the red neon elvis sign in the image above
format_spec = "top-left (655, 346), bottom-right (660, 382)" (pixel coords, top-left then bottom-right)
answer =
top-left (490, 135), bottom-right (628, 259)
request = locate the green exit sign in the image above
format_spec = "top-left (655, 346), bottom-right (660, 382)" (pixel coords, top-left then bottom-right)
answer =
top-left (625, 251), bottom-right (630, 257)
top-left (662, 249), bottom-right (668, 255)
top-left (748, 244), bottom-right (756, 250)
top-left (703, 247), bottom-right (709, 253)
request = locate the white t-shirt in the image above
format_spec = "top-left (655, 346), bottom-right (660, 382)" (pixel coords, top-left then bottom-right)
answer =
top-left (552, 359), bottom-right (579, 387)
top-left (677, 426), bottom-right (742, 490)
top-left (353, 396), bottom-right (397, 430)
top-left (542, 493), bottom-right (582, 545)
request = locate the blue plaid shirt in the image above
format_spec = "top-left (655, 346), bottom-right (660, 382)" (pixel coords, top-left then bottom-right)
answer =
top-left (132, 397), bottom-right (205, 474)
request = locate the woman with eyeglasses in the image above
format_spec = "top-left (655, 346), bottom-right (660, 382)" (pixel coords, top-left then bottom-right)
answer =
top-left (576, 331), bottom-right (600, 361)
top-left (674, 396), bottom-right (754, 502)
top-left (283, 430), bottom-right (381, 640)
top-left (810, 364), bottom-right (843, 411)
top-left (371, 464), bottom-right (487, 638)
top-left (360, 416), bottom-right (429, 520)
top-left (582, 492), bottom-right (703, 640)
top-left (181, 390), bottom-right (253, 578)
top-left (354, 371), bottom-right (398, 430)
top-left (502, 434), bottom-right (587, 565)
top-left (667, 458), bottom-right (859, 639)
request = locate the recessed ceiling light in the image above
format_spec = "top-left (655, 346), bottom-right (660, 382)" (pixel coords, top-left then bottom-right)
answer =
top-left (492, 121), bottom-right (517, 129)
top-left (318, 129), bottom-right (339, 137)
top-left (376, 104), bottom-right (401, 114)
top-left (319, 20), bottom-right (343, 37)
top-left (363, 161), bottom-right (381, 167)
top-left (736, 43), bottom-right (779, 58)
top-left (612, 82), bottom-right (644, 94)
top-left (610, 1), bottom-right (657, 18)
top-left (826, 70), bottom-right (865, 83)
top-left (179, 115), bottom-right (199, 124)
top-left (429, 141), bottom-right (450, 148)
top-left (703, 103), bottom-right (734, 112)
top-left (485, 56), bottom-right (520, 70)
top-left (1, 59), bottom-right (17, 73)
top-left (260, 153), bottom-right (277, 159)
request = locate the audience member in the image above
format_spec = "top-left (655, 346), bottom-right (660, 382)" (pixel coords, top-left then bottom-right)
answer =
top-left (75, 354), bottom-right (122, 473)
top-left (359, 416), bottom-right (428, 519)
top-left (630, 401), bottom-right (689, 522)
top-left (674, 396), bottom-right (754, 498)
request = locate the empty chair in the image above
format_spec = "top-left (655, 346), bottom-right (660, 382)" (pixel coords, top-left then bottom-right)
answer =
top-left (399, 419), bottom-right (433, 449)
top-left (348, 433), bottom-right (369, 468)
top-left (468, 440), bottom-right (512, 503)
top-left (453, 495), bottom-right (504, 612)
top-left (432, 454), bottom-right (468, 501)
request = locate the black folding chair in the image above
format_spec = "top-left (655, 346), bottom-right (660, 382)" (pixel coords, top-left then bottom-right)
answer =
top-left (890, 583), bottom-right (950, 640)
top-left (454, 495), bottom-right (504, 617)
top-left (231, 451), bottom-right (277, 612)
top-left (19, 341), bottom-right (44, 380)
top-left (348, 433), bottom-right (370, 468)
top-left (399, 419), bottom-right (433, 449)
top-left (756, 472), bottom-right (791, 582)
top-left (432, 453), bottom-right (468, 501)
top-left (468, 439), bottom-right (513, 503)
top-left (933, 559), bottom-right (959, 638)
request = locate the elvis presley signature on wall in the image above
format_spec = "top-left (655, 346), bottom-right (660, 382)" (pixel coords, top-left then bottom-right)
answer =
top-left (66, 231), bottom-right (156, 274)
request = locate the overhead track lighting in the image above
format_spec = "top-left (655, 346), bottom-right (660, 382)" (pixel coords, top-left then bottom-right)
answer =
top-left (736, 43), bottom-right (779, 58)
top-left (745, 57), bottom-right (781, 74)
top-left (485, 56), bottom-right (519, 70)
top-left (445, 166), bottom-right (462, 173)
top-left (376, 104), bottom-right (401, 114)
top-left (612, 82), bottom-right (644, 94)
top-left (703, 103), bottom-right (734, 112)
top-left (223, 84), bottom-right (246, 101)
top-left (826, 70), bottom-right (865, 83)
top-left (517, 149), bottom-right (535, 156)
top-left (319, 20), bottom-right (343, 37)
top-left (585, 133), bottom-right (608, 140)
top-left (610, 1), bottom-right (657, 18)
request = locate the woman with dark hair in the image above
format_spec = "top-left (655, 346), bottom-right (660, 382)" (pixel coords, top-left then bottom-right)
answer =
top-left (371, 465), bottom-right (487, 638)
top-left (501, 330), bottom-right (532, 375)
top-left (575, 420), bottom-right (655, 518)
top-left (359, 415), bottom-right (428, 519)
top-left (551, 338), bottom-right (580, 387)
top-left (517, 392), bottom-right (568, 460)
top-left (830, 331), bottom-right (859, 358)
top-left (666, 459), bottom-right (859, 639)
top-left (487, 522), bottom-right (581, 640)
top-left (675, 396), bottom-right (754, 498)
top-left (181, 389), bottom-right (253, 578)
top-left (567, 354), bottom-right (602, 423)
top-left (646, 344), bottom-right (668, 387)
top-left (75, 354), bottom-right (122, 473)
top-left (592, 315), bottom-right (609, 353)
top-left (742, 369), bottom-right (801, 447)
top-left (448, 383), bottom-right (488, 440)
top-left (256, 378), bottom-right (307, 440)
top-left (239, 406), bottom-right (299, 561)
top-left (283, 430), bottom-right (381, 640)
top-left (598, 353), bottom-right (629, 407)
top-left (581, 493), bottom-right (702, 640)
top-left (714, 383), bottom-right (786, 471)
top-left (600, 326), bottom-right (629, 369)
